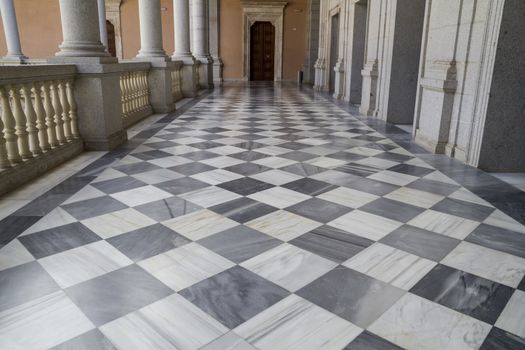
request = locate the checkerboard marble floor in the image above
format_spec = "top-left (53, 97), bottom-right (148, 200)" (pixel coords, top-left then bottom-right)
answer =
top-left (1, 84), bottom-right (525, 350)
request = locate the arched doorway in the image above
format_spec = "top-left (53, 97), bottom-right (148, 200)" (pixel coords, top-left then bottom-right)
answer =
top-left (250, 22), bottom-right (275, 81)
top-left (106, 20), bottom-right (117, 57)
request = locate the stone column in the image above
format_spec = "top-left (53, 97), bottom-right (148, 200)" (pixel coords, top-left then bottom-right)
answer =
top-left (52, 0), bottom-right (125, 151)
top-left (56, 0), bottom-right (109, 57)
top-left (135, 0), bottom-right (175, 113)
top-left (0, 0), bottom-right (27, 63)
top-left (208, 0), bottom-right (223, 85)
top-left (192, 0), bottom-right (213, 89)
top-left (97, 0), bottom-right (109, 51)
top-left (173, 0), bottom-right (199, 97)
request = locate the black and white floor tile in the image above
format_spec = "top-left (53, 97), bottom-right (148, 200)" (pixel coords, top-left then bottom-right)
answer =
top-left (0, 84), bottom-right (525, 349)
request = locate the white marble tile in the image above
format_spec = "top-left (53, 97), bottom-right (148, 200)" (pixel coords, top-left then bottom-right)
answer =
top-left (191, 169), bottom-right (244, 185)
top-left (208, 145), bottom-right (246, 156)
top-left (256, 138), bottom-right (287, 146)
top-left (255, 146), bottom-right (291, 156)
top-left (423, 171), bottom-right (459, 185)
top-left (0, 199), bottom-right (29, 221)
top-left (384, 187), bottom-right (445, 209)
top-left (441, 241), bottom-right (525, 288)
top-left (407, 210), bottom-right (480, 239)
top-left (248, 187), bottom-right (310, 209)
top-left (22, 207), bottom-right (77, 236)
top-left (346, 146), bottom-right (384, 157)
top-left (354, 157), bottom-right (399, 170)
top-left (404, 157), bottom-right (434, 169)
top-left (249, 170), bottom-right (302, 186)
top-left (139, 243), bottom-right (234, 291)
top-left (148, 156), bottom-right (193, 168)
top-left (368, 170), bottom-right (419, 186)
top-left (173, 137), bottom-right (206, 145)
top-left (132, 169), bottom-right (184, 184)
top-left (0, 239), bottom-right (34, 271)
top-left (179, 186), bottom-right (242, 208)
top-left (368, 293), bottom-right (491, 350)
top-left (201, 332), bottom-right (256, 350)
top-left (81, 208), bottom-right (156, 239)
top-left (0, 291), bottom-right (94, 350)
top-left (246, 210), bottom-right (322, 241)
top-left (163, 209), bottom-right (238, 240)
top-left (241, 244), bottom-right (337, 291)
top-left (343, 243), bottom-right (436, 290)
top-left (235, 295), bottom-right (361, 350)
top-left (495, 290), bottom-right (525, 338)
top-left (163, 145), bottom-right (199, 155)
top-left (252, 157), bottom-right (297, 169)
top-left (62, 185), bottom-right (107, 205)
top-left (200, 156), bottom-right (245, 168)
top-left (110, 185), bottom-right (173, 207)
top-left (318, 187), bottom-right (379, 208)
top-left (39, 241), bottom-right (133, 288)
top-left (297, 138), bottom-right (330, 146)
top-left (483, 210), bottom-right (525, 234)
top-left (328, 210), bottom-right (403, 241)
top-left (448, 188), bottom-right (493, 207)
top-left (214, 137), bottom-right (246, 145)
top-left (101, 293), bottom-right (227, 350)
top-left (305, 157), bottom-right (346, 169)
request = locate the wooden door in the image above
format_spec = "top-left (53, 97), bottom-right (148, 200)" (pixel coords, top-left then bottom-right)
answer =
top-left (250, 22), bottom-right (275, 81)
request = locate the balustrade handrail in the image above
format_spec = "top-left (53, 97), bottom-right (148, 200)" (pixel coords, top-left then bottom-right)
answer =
top-left (0, 64), bottom-right (80, 171)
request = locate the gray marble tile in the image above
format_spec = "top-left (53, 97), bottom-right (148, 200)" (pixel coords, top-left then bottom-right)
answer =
top-left (282, 178), bottom-right (338, 196)
top-left (218, 177), bottom-right (275, 196)
top-left (155, 177), bottom-right (209, 195)
top-left (297, 266), bottom-right (405, 328)
top-left (466, 223), bottom-right (525, 258)
top-left (479, 327), bottom-right (525, 350)
top-left (198, 225), bottom-right (282, 263)
top-left (66, 265), bottom-right (173, 326)
top-left (51, 329), bottom-right (117, 350)
top-left (201, 332), bottom-right (257, 350)
top-left (344, 331), bottom-right (403, 350)
top-left (91, 176), bottom-right (147, 194)
top-left (360, 198), bottom-right (425, 223)
top-left (287, 198), bottom-right (352, 223)
top-left (410, 264), bottom-right (514, 324)
top-left (107, 224), bottom-right (191, 262)
top-left (180, 266), bottom-right (289, 328)
top-left (113, 161), bottom-right (162, 175)
top-left (432, 197), bottom-right (495, 221)
top-left (0, 261), bottom-right (60, 312)
top-left (209, 197), bottom-right (278, 223)
top-left (134, 196), bottom-right (202, 222)
top-left (344, 177), bottom-right (399, 196)
top-left (380, 225), bottom-right (460, 261)
top-left (19, 222), bottom-right (101, 259)
top-left (406, 178), bottom-right (460, 196)
top-left (61, 196), bottom-right (128, 220)
top-left (289, 225), bottom-right (373, 263)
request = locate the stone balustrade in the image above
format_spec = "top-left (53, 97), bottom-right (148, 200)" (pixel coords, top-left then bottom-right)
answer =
top-left (171, 61), bottom-right (184, 103)
top-left (0, 65), bottom-right (83, 196)
top-left (119, 62), bottom-right (153, 128)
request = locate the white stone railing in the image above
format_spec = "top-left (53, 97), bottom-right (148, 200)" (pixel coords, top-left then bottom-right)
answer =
top-left (119, 62), bottom-right (153, 128)
top-left (171, 61), bottom-right (184, 102)
top-left (0, 65), bottom-right (83, 196)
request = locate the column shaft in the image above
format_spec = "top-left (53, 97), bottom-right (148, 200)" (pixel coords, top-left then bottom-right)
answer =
top-left (0, 0), bottom-right (26, 61)
top-left (137, 0), bottom-right (166, 57)
top-left (173, 0), bottom-right (192, 58)
top-left (56, 0), bottom-right (108, 57)
top-left (97, 0), bottom-right (109, 51)
top-left (192, 0), bottom-right (208, 58)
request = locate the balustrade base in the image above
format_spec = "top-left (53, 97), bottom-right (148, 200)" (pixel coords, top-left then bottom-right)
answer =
top-left (0, 139), bottom-right (83, 197)
top-left (83, 129), bottom-right (128, 151)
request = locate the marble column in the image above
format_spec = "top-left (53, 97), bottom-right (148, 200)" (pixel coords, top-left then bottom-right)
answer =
top-left (192, 0), bottom-right (213, 89)
top-left (136, 0), bottom-right (175, 113)
top-left (173, 0), bottom-right (199, 97)
top-left (208, 0), bottom-right (223, 84)
top-left (0, 0), bottom-right (27, 63)
top-left (97, 0), bottom-right (109, 51)
top-left (137, 0), bottom-right (166, 58)
top-left (56, 0), bottom-right (109, 57)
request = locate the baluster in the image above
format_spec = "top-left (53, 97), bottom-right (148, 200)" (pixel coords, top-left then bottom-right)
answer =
top-left (120, 75), bottom-right (127, 118)
top-left (32, 82), bottom-right (51, 151)
top-left (21, 84), bottom-right (42, 156)
top-left (133, 72), bottom-right (141, 111)
top-left (65, 80), bottom-right (79, 138)
top-left (59, 80), bottom-right (72, 141)
top-left (0, 114), bottom-right (9, 169)
top-left (50, 81), bottom-right (65, 144)
top-left (141, 71), bottom-right (148, 108)
top-left (9, 85), bottom-right (32, 159)
top-left (0, 86), bottom-right (20, 164)
top-left (43, 81), bottom-right (59, 147)
top-left (129, 72), bottom-right (137, 113)
top-left (124, 73), bottom-right (131, 116)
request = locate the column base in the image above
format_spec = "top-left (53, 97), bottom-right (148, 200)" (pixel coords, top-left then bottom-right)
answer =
top-left (172, 56), bottom-right (200, 98)
top-left (1, 54), bottom-right (28, 64)
top-left (212, 57), bottom-right (224, 85)
top-left (195, 55), bottom-right (214, 89)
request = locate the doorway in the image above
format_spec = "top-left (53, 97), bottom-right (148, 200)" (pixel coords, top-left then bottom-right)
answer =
top-left (349, 1), bottom-right (367, 104)
top-left (106, 20), bottom-right (117, 57)
top-left (250, 22), bottom-right (275, 81)
top-left (329, 13), bottom-right (340, 93)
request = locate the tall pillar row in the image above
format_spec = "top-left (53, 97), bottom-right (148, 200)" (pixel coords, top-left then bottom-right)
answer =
top-left (173, 0), bottom-right (200, 97)
top-left (0, 0), bottom-right (27, 63)
top-left (192, 0), bottom-right (214, 89)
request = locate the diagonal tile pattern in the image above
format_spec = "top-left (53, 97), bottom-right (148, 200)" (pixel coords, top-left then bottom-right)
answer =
top-left (0, 84), bottom-right (525, 349)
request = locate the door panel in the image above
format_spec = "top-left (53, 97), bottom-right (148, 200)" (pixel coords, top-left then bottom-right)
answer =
top-left (250, 22), bottom-right (275, 81)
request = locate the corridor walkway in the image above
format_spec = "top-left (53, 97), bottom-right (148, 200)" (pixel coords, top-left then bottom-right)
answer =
top-left (1, 84), bottom-right (525, 349)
